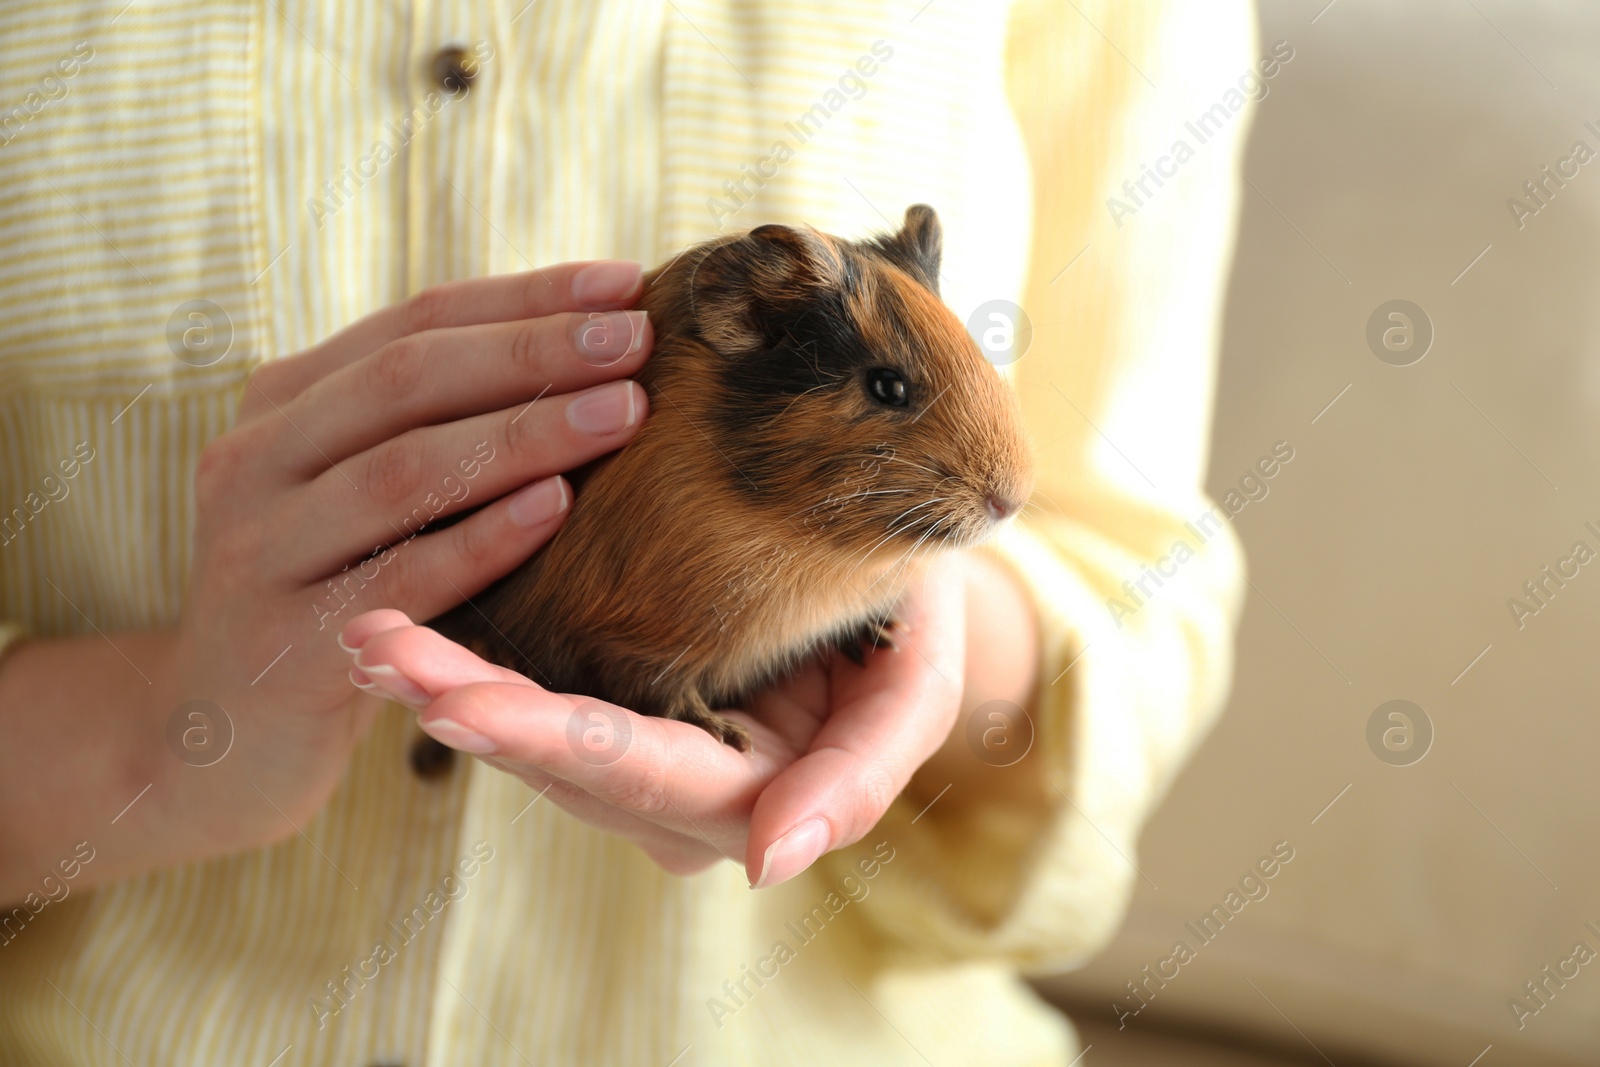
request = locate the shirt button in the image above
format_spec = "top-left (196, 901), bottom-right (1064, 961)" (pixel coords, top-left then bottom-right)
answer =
top-left (409, 733), bottom-right (456, 780)
top-left (430, 45), bottom-right (479, 93)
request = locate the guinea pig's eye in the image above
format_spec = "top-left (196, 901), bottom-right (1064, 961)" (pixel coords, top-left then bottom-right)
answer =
top-left (866, 367), bottom-right (909, 408)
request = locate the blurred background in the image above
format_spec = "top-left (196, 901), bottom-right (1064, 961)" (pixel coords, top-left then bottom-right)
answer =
top-left (1037, 1), bottom-right (1600, 1064)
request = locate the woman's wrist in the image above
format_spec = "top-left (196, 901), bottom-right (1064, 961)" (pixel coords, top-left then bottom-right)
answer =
top-left (0, 628), bottom-right (302, 902)
top-left (907, 550), bottom-right (1044, 803)
top-left (960, 550), bottom-right (1041, 716)
top-left (0, 630), bottom-right (174, 901)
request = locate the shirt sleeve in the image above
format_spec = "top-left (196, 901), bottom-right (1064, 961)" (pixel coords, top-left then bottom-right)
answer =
top-left (828, 0), bottom-right (1257, 970)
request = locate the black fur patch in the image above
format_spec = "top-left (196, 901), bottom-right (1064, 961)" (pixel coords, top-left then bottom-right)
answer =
top-left (710, 281), bottom-right (911, 496)
top-left (691, 210), bottom-right (941, 498)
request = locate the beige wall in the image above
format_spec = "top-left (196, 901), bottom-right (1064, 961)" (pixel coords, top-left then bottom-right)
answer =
top-left (1040, 2), bottom-right (1600, 1064)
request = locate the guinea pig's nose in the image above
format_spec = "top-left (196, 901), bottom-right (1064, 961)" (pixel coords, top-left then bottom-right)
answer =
top-left (985, 494), bottom-right (1019, 521)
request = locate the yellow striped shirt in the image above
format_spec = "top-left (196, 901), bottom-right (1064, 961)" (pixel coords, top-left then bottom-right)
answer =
top-left (0, 1), bottom-right (1251, 1063)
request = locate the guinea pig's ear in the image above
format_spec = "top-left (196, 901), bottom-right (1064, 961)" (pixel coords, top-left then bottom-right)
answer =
top-left (866, 204), bottom-right (942, 295)
top-left (690, 224), bottom-right (845, 352)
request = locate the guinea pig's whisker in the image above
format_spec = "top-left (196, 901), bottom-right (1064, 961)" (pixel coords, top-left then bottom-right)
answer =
top-left (799, 341), bottom-right (825, 381)
top-left (785, 487), bottom-right (915, 526)
top-left (863, 544), bottom-right (918, 592)
top-left (825, 495), bottom-right (934, 543)
top-left (843, 531), bottom-right (910, 583)
top-left (902, 518), bottom-right (946, 562)
top-left (870, 516), bottom-right (950, 592)
top-left (884, 456), bottom-right (950, 481)
top-left (832, 487), bottom-right (918, 509)
top-left (889, 495), bottom-right (943, 520)
top-left (883, 497), bottom-right (947, 532)
top-left (843, 532), bottom-right (906, 580)
top-left (880, 504), bottom-right (945, 544)
top-left (779, 327), bottom-right (827, 383)
top-left (828, 487), bottom-right (917, 514)
top-left (772, 379), bottom-right (836, 421)
top-left (912, 511), bottom-right (960, 557)
top-left (842, 498), bottom-right (951, 582)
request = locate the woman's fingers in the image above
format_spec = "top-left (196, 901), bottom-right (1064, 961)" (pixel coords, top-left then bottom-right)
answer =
top-left (345, 619), bottom-right (775, 838)
top-left (342, 613), bottom-right (534, 690)
top-left (342, 619), bottom-right (734, 868)
top-left (744, 570), bottom-right (969, 888)
top-left (486, 758), bottom-right (726, 876)
top-left (270, 308), bottom-right (652, 478)
top-left (238, 261), bottom-right (644, 423)
top-left (423, 678), bottom-right (776, 852)
top-left (445, 679), bottom-right (771, 861)
top-left (327, 473), bottom-right (575, 625)
top-left (337, 609), bottom-right (417, 654)
top-left (283, 380), bottom-right (646, 582)
top-left (431, 681), bottom-right (758, 817)
top-left (737, 661), bottom-right (834, 754)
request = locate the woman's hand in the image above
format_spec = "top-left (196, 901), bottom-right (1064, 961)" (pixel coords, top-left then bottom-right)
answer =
top-left (171, 261), bottom-right (654, 834)
top-left (0, 261), bottom-right (655, 899)
top-left (338, 552), bottom-right (976, 887)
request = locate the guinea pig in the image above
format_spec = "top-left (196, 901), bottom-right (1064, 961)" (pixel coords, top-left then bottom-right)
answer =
top-left (430, 205), bottom-right (1034, 750)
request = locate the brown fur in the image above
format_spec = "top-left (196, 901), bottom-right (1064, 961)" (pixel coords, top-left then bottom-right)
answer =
top-left (431, 206), bottom-right (1034, 749)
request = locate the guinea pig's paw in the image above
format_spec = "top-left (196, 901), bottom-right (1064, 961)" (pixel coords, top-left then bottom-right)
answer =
top-left (700, 713), bottom-right (753, 753)
top-left (667, 690), bottom-right (753, 752)
top-left (833, 616), bottom-right (901, 667)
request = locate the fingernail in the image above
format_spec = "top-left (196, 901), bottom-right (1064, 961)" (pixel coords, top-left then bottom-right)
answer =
top-left (753, 818), bottom-right (830, 889)
top-left (566, 380), bottom-right (639, 435)
top-left (572, 309), bottom-right (648, 367)
top-left (572, 260), bottom-right (642, 308)
top-left (338, 629), bottom-right (363, 654)
top-left (507, 476), bottom-right (569, 527)
top-left (353, 659), bottom-right (432, 710)
top-left (349, 667), bottom-right (379, 691)
top-left (418, 716), bottom-right (498, 755)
